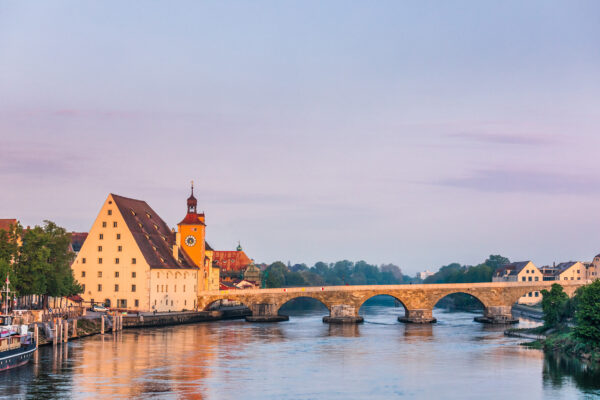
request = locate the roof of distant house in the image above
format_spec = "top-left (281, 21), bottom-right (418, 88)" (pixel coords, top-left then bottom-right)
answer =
top-left (111, 194), bottom-right (198, 270)
top-left (0, 219), bottom-right (17, 232)
top-left (494, 261), bottom-right (533, 276)
top-left (70, 232), bottom-right (88, 253)
top-left (213, 248), bottom-right (253, 271)
top-left (555, 261), bottom-right (580, 274)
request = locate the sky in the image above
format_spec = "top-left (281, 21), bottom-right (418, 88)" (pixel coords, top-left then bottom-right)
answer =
top-left (1, 1), bottom-right (600, 275)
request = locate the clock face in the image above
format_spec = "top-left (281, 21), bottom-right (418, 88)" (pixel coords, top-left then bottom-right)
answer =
top-left (185, 235), bottom-right (197, 247)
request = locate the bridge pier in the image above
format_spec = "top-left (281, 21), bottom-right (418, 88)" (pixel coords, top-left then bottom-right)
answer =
top-left (474, 306), bottom-right (518, 324)
top-left (245, 304), bottom-right (289, 322)
top-left (398, 309), bottom-right (437, 324)
top-left (322, 305), bottom-right (364, 324)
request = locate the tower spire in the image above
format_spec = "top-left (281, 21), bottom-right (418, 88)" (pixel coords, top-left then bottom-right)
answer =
top-left (187, 180), bottom-right (197, 214)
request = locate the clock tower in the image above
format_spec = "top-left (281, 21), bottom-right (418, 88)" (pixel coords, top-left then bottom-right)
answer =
top-left (177, 182), bottom-right (206, 270)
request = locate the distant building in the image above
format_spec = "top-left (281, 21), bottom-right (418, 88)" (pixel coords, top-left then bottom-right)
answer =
top-left (553, 262), bottom-right (587, 282)
top-left (417, 270), bottom-right (434, 280)
top-left (69, 232), bottom-right (88, 254)
top-left (243, 263), bottom-right (261, 285)
top-left (492, 261), bottom-right (542, 304)
top-left (0, 219), bottom-right (17, 233)
top-left (213, 243), bottom-right (253, 274)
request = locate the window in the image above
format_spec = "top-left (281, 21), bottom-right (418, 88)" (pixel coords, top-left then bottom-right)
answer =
top-left (98, 271), bottom-right (102, 277)
top-left (118, 245), bottom-right (122, 252)
top-left (113, 222), bottom-right (118, 228)
top-left (81, 271), bottom-right (86, 278)
top-left (135, 299), bottom-right (139, 307)
top-left (535, 292), bottom-right (539, 297)
top-left (102, 221), bottom-right (107, 228)
top-left (82, 284), bottom-right (85, 292)
top-left (183, 285), bottom-right (186, 292)
top-left (115, 271), bottom-right (119, 277)
top-left (146, 212), bottom-right (151, 219)
top-left (115, 258), bottom-right (120, 264)
top-left (99, 233), bottom-right (103, 240)
top-left (115, 284), bottom-right (119, 292)
top-left (98, 284), bottom-right (102, 292)
top-left (98, 246), bottom-right (102, 252)
top-left (98, 257), bottom-right (103, 264)
top-left (132, 284), bottom-right (136, 292)
top-left (154, 300), bottom-right (156, 306)
top-left (534, 277), bottom-right (539, 281)
top-left (578, 277), bottom-right (581, 280)
top-left (185, 300), bottom-right (187, 306)
top-left (171, 300), bottom-right (173, 306)
top-left (174, 285), bottom-right (177, 293)
top-left (522, 277), bottom-right (526, 282)
top-left (166, 285), bottom-right (168, 292)
top-left (577, 270), bottom-right (580, 274)
top-left (108, 209), bottom-right (112, 215)
top-left (116, 233), bottom-right (121, 240)
top-left (132, 272), bottom-right (136, 278)
top-left (82, 258), bottom-right (86, 264)
top-left (528, 276), bottom-right (532, 281)
top-left (132, 258), bottom-right (136, 264)
top-left (528, 292), bottom-right (532, 297)
top-left (564, 277), bottom-right (568, 280)
top-left (157, 285), bottom-right (159, 292)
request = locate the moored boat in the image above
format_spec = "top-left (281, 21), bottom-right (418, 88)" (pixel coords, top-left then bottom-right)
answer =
top-left (0, 316), bottom-right (36, 371)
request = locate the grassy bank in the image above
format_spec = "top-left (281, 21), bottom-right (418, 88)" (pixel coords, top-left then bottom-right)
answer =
top-left (507, 325), bottom-right (600, 364)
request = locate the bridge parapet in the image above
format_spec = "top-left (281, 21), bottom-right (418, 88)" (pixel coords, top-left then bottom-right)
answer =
top-left (197, 281), bottom-right (587, 325)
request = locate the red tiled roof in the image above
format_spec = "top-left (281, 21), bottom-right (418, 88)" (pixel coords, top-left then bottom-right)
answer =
top-left (213, 250), bottom-right (252, 271)
top-left (111, 194), bottom-right (198, 270)
top-left (178, 213), bottom-right (205, 226)
top-left (0, 219), bottom-right (17, 232)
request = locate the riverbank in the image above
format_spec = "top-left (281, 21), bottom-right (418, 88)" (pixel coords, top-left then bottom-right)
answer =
top-left (505, 326), bottom-right (600, 365)
top-left (32, 307), bottom-right (251, 346)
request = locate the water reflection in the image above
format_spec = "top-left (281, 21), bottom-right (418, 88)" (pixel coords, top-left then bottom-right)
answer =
top-left (0, 307), bottom-right (597, 399)
top-left (544, 352), bottom-right (600, 393)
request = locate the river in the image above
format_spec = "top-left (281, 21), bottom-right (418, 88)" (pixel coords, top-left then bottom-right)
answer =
top-left (0, 298), bottom-right (598, 399)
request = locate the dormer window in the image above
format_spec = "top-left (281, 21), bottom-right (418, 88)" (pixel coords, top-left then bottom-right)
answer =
top-left (153, 224), bottom-right (159, 230)
top-left (146, 212), bottom-right (151, 219)
top-left (130, 209), bottom-right (136, 216)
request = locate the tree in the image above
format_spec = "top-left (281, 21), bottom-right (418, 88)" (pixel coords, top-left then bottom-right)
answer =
top-left (540, 284), bottom-right (569, 328)
top-left (574, 280), bottom-right (600, 343)
top-left (264, 262), bottom-right (287, 288)
top-left (484, 255), bottom-right (510, 271)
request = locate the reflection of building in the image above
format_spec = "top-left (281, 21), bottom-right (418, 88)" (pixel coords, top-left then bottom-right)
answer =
top-left (71, 185), bottom-right (221, 312)
top-left (493, 261), bottom-right (542, 304)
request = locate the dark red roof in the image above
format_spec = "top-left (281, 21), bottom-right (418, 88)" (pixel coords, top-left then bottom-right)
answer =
top-left (213, 250), bottom-right (253, 271)
top-left (178, 213), bottom-right (205, 226)
top-left (111, 194), bottom-right (198, 270)
top-left (0, 219), bottom-right (17, 232)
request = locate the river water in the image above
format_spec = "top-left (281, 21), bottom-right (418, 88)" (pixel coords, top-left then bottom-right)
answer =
top-left (0, 299), bottom-right (599, 399)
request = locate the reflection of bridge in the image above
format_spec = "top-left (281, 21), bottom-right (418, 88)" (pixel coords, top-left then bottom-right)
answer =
top-left (198, 281), bottom-right (585, 324)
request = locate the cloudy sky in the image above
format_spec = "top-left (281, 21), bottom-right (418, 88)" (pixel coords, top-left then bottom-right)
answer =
top-left (1, 1), bottom-right (600, 274)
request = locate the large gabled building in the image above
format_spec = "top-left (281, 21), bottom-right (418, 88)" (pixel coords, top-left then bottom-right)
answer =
top-left (492, 261), bottom-right (543, 304)
top-left (71, 187), bottom-right (220, 312)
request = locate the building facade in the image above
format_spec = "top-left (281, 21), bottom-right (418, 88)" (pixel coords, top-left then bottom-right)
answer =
top-left (492, 261), bottom-right (543, 304)
top-left (71, 189), bottom-right (220, 312)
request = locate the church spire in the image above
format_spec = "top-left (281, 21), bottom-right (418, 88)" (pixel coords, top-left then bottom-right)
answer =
top-left (187, 180), bottom-right (197, 214)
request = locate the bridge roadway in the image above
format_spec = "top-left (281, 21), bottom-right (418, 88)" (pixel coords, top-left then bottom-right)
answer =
top-left (198, 281), bottom-right (585, 324)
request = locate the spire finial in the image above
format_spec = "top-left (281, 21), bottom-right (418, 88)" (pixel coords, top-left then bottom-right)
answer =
top-left (191, 180), bottom-right (194, 196)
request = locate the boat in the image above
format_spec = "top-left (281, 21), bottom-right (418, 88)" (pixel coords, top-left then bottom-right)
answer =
top-left (0, 316), bottom-right (36, 371)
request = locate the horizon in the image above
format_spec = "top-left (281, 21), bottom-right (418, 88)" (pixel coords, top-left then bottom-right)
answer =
top-left (2, 1), bottom-right (600, 274)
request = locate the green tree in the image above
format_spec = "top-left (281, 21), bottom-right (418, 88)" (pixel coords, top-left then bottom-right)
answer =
top-left (484, 255), bottom-right (510, 271)
top-left (264, 262), bottom-right (287, 288)
top-left (574, 280), bottom-right (600, 343)
top-left (540, 284), bottom-right (569, 328)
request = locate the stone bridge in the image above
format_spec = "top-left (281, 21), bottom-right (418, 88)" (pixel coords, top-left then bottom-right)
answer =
top-left (198, 281), bottom-right (585, 324)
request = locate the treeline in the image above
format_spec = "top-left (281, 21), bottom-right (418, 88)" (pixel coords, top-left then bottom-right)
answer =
top-left (423, 255), bottom-right (510, 284)
top-left (262, 260), bottom-right (405, 288)
top-left (536, 282), bottom-right (600, 360)
top-left (0, 221), bottom-right (82, 308)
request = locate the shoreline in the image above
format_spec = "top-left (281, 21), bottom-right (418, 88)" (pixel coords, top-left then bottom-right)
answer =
top-left (33, 307), bottom-right (251, 347)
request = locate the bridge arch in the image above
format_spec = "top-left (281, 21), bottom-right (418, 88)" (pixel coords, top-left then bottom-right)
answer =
top-left (276, 295), bottom-right (331, 315)
top-left (356, 293), bottom-right (408, 311)
top-left (429, 290), bottom-right (490, 310)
